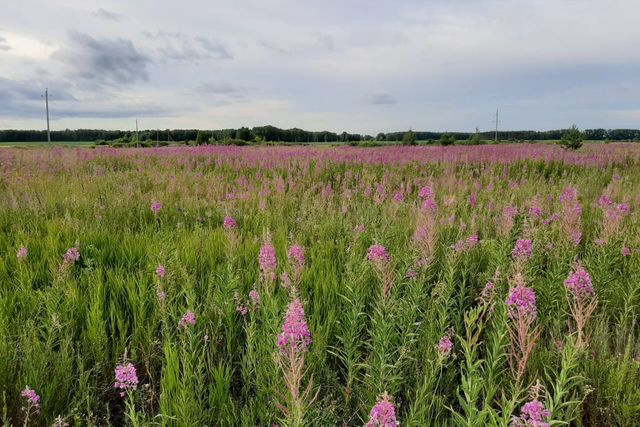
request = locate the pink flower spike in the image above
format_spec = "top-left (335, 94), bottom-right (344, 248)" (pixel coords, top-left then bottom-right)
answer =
top-left (16, 246), bottom-right (28, 259)
top-left (114, 362), bottom-right (139, 397)
top-left (155, 264), bottom-right (166, 279)
top-left (150, 201), bottom-right (162, 214)
top-left (366, 394), bottom-right (398, 427)
top-left (276, 298), bottom-right (312, 353)
top-left (178, 310), bottom-right (196, 329)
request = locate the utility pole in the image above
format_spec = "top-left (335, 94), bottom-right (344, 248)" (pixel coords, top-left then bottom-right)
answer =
top-left (42, 88), bottom-right (51, 143)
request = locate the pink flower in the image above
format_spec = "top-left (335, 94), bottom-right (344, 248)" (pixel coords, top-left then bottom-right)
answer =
top-left (354, 224), bottom-right (366, 234)
top-left (178, 310), bottom-right (196, 329)
top-left (564, 267), bottom-right (594, 300)
top-left (506, 285), bottom-right (537, 321)
top-left (223, 216), bottom-right (237, 229)
top-left (259, 243), bottom-right (277, 274)
top-left (392, 191), bottom-right (405, 203)
top-left (438, 335), bottom-right (453, 358)
top-left (276, 298), bottom-right (312, 353)
top-left (150, 201), bottom-right (162, 214)
top-left (155, 264), bottom-right (166, 278)
top-left (418, 186), bottom-right (433, 199)
top-left (288, 245), bottom-right (305, 266)
top-left (368, 245), bottom-right (390, 262)
top-left (63, 247), bottom-right (80, 264)
top-left (249, 289), bottom-right (260, 305)
top-left (512, 239), bottom-right (533, 260)
top-left (512, 399), bottom-right (551, 427)
top-left (16, 246), bottom-right (28, 259)
top-left (621, 246), bottom-right (632, 256)
top-left (21, 386), bottom-right (40, 411)
top-left (156, 286), bottom-right (166, 302)
top-left (366, 394), bottom-right (398, 427)
top-left (405, 269), bottom-right (417, 279)
top-left (114, 363), bottom-right (138, 397)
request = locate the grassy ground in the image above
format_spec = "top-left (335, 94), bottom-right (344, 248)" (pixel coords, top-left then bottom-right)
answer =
top-left (1, 145), bottom-right (639, 426)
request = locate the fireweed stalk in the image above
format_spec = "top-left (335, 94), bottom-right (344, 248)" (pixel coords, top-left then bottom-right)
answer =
top-left (559, 187), bottom-right (582, 246)
top-left (412, 195), bottom-right (438, 267)
top-left (366, 393), bottom-right (398, 427)
top-left (505, 274), bottom-right (540, 385)
top-left (275, 298), bottom-right (316, 427)
top-left (368, 245), bottom-right (394, 298)
top-left (287, 244), bottom-right (305, 292)
top-left (564, 265), bottom-right (597, 348)
top-left (20, 386), bottom-right (40, 427)
top-left (259, 238), bottom-right (278, 295)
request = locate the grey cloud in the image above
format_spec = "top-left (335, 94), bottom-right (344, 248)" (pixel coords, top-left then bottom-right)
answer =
top-left (197, 82), bottom-right (242, 96)
top-left (146, 32), bottom-right (232, 61)
top-left (257, 40), bottom-right (287, 55)
top-left (92, 8), bottom-right (122, 22)
top-left (0, 36), bottom-right (10, 51)
top-left (370, 93), bottom-right (397, 105)
top-left (52, 30), bottom-right (151, 86)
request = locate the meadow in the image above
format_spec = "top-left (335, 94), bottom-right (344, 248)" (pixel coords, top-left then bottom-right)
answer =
top-left (1, 144), bottom-right (640, 426)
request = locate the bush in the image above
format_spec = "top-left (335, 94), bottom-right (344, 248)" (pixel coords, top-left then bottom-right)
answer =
top-left (402, 130), bottom-right (417, 146)
top-left (439, 132), bottom-right (456, 146)
top-left (559, 125), bottom-right (584, 150)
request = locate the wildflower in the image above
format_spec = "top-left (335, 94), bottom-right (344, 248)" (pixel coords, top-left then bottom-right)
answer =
top-left (366, 393), bottom-right (398, 427)
top-left (288, 244), bottom-right (305, 266)
top-left (438, 334), bottom-right (453, 358)
top-left (368, 245), bottom-right (390, 262)
top-left (156, 286), bottom-right (166, 302)
top-left (506, 284), bottom-right (537, 321)
top-left (276, 298), bottom-right (312, 353)
top-left (280, 272), bottom-right (292, 289)
top-left (621, 246), bottom-right (631, 256)
top-left (63, 247), bottom-right (80, 264)
top-left (512, 239), bottom-right (533, 260)
top-left (223, 216), bottom-right (237, 229)
top-left (564, 267), bottom-right (594, 300)
top-left (150, 201), bottom-right (162, 214)
top-left (178, 310), bottom-right (196, 329)
top-left (512, 399), bottom-right (551, 427)
top-left (259, 243), bottom-right (277, 274)
top-left (405, 268), bottom-right (417, 279)
top-left (114, 363), bottom-right (139, 397)
top-left (16, 246), bottom-right (28, 259)
top-left (155, 264), bottom-right (166, 279)
top-left (468, 193), bottom-right (478, 208)
top-left (418, 186), bottom-right (433, 199)
top-left (236, 304), bottom-right (248, 316)
top-left (392, 190), bottom-right (405, 203)
top-left (21, 386), bottom-right (40, 411)
top-left (249, 289), bottom-right (260, 306)
top-left (354, 224), bottom-right (366, 234)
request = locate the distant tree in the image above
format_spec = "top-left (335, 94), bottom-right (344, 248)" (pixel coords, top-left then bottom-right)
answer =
top-left (439, 132), bottom-right (456, 146)
top-left (376, 132), bottom-right (386, 141)
top-left (235, 127), bottom-right (253, 142)
top-left (402, 130), bottom-right (416, 145)
top-left (559, 125), bottom-right (583, 150)
top-left (195, 130), bottom-right (208, 145)
top-left (468, 127), bottom-right (483, 145)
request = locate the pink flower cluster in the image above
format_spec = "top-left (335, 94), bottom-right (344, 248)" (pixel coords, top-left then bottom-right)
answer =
top-left (368, 245), bottom-right (390, 262)
top-left (276, 298), bottom-right (312, 353)
top-left (21, 386), bottom-right (40, 411)
top-left (63, 247), bottom-right (80, 264)
top-left (512, 239), bottom-right (533, 260)
top-left (259, 243), bottom-right (277, 273)
top-left (17, 246), bottom-right (28, 259)
top-left (288, 244), bottom-right (305, 266)
top-left (150, 201), bottom-right (162, 214)
top-left (223, 216), bottom-right (237, 229)
top-left (366, 394), bottom-right (398, 427)
top-left (114, 362), bottom-right (139, 397)
top-left (155, 264), bottom-right (166, 279)
top-left (506, 285), bottom-right (537, 321)
top-left (178, 310), bottom-right (196, 329)
top-left (564, 267), bottom-right (594, 300)
top-left (512, 400), bottom-right (551, 427)
top-left (452, 234), bottom-right (479, 253)
top-left (418, 186), bottom-right (433, 199)
top-left (438, 334), bottom-right (453, 358)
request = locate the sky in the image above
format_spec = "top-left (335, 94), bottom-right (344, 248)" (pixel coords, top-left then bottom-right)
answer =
top-left (1, 0), bottom-right (639, 134)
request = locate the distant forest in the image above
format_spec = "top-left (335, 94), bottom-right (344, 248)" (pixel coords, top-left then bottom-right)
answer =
top-left (1, 126), bottom-right (639, 144)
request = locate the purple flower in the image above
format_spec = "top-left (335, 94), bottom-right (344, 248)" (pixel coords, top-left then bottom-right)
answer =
top-left (249, 289), bottom-right (260, 305)
top-left (114, 363), bottom-right (138, 397)
top-left (366, 394), bottom-right (398, 427)
top-left (21, 386), bottom-right (40, 411)
top-left (156, 286), bottom-right (166, 302)
top-left (506, 285), bottom-right (537, 321)
top-left (276, 298), bottom-right (312, 353)
top-left (564, 267), bottom-right (594, 300)
top-left (512, 399), bottom-right (551, 427)
top-left (392, 191), bottom-right (405, 203)
top-left (438, 335), bottom-right (453, 358)
top-left (150, 201), bottom-right (162, 214)
top-left (178, 310), bottom-right (196, 329)
top-left (155, 264), bottom-right (166, 279)
top-left (405, 268), bottom-right (418, 279)
top-left (418, 186), bottom-right (433, 199)
top-left (288, 244), bottom-right (305, 266)
top-left (368, 245), bottom-right (390, 262)
top-left (354, 224), bottom-right (366, 234)
top-left (16, 246), bottom-right (28, 260)
top-left (63, 247), bottom-right (80, 264)
top-left (621, 246), bottom-right (632, 257)
top-left (512, 239), bottom-right (533, 260)
top-left (259, 243), bottom-right (277, 273)
top-left (223, 216), bottom-right (237, 229)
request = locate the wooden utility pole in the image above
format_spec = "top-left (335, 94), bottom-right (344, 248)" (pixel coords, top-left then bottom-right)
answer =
top-left (42, 88), bottom-right (51, 143)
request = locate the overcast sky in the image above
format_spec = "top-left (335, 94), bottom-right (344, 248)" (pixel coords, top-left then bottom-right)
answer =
top-left (1, 0), bottom-right (639, 133)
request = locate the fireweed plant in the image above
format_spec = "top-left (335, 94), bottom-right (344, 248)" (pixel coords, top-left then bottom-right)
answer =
top-left (1, 144), bottom-right (640, 425)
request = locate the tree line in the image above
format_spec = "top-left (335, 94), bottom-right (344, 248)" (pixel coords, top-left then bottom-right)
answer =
top-left (1, 126), bottom-right (639, 144)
